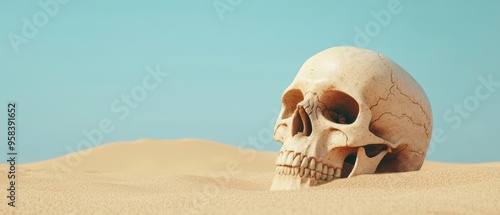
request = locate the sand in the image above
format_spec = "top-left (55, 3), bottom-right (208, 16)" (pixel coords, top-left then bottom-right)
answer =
top-left (1, 139), bottom-right (499, 214)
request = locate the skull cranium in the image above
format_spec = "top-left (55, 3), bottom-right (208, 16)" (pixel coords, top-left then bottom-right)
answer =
top-left (270, 46), bottom-right (432, 190)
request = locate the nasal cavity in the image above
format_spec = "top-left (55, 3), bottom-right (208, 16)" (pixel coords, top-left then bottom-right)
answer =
top-left (291, 105), bottom-right (312, 137)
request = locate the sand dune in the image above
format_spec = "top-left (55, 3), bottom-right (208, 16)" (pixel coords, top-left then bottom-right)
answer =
top-left (22, 139), bottom-right (277, 175)
top-left (1, 139), bottom-right (499, 214)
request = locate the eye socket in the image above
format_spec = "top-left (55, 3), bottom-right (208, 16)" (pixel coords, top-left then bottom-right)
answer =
top-left (321, 91), bottom-right (359, 124)
top-left (281, 89), bottom-right (303, 119)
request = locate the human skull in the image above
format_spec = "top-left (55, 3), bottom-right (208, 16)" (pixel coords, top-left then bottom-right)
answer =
top-left (270, 46), bottom-right (432, 190)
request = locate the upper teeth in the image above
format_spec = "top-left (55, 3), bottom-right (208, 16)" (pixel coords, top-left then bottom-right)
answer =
top-left (275, 151), bottom-right (341, 181)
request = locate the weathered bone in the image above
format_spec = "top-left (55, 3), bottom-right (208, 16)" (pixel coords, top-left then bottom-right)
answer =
top-left (270, 46), bottom-right (432, 190)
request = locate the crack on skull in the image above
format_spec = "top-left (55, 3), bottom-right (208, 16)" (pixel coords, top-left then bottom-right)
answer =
top-left (388, 144), bottom-right (408, 162)
top-left (311, 93), bottom-right (351, 125)
top-left (369, 54), bottom-right (397, 111)
top-left (394, 83), bottom-right (431, 134)
top-left (385, 145), bottom-right (425, 169)
top-left (335, 128), bottom-right (349, 147)
top-left (409, 149), bottom-right (425, 157)
top-left (370, 111), bottom-right (430, 138)
top-left (371, 53), bottom-right (431, 137)
top-left (306, 97), bottom-right (315, 115)
top-left (301, 94), bottom-right (312, 115)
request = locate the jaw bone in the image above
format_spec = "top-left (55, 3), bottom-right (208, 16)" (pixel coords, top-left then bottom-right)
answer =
top-left (348, 147), bottom-right (388, 178)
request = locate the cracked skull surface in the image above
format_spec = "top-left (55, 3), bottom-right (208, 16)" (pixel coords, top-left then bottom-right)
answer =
top-left (270, 46), bottom-right (432, 190)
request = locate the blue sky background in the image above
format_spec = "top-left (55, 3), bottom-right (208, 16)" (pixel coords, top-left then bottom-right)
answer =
top-left (1, 0), bottom-right (499, 164)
